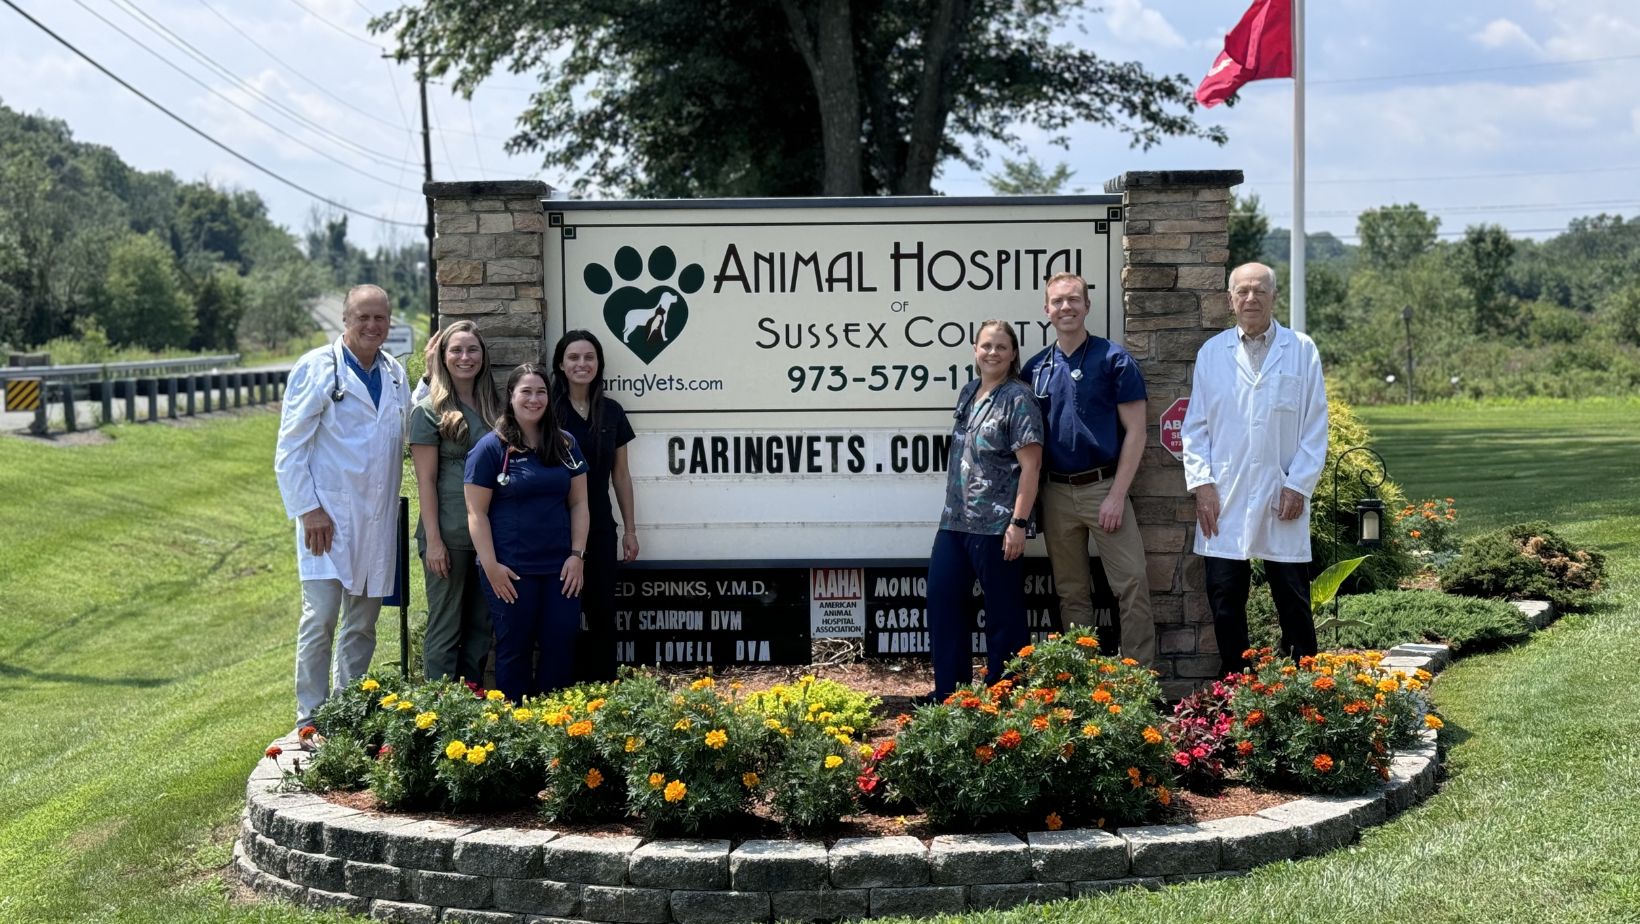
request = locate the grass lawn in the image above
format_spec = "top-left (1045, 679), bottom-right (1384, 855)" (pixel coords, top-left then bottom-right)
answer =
top-left (1, 397), bottom-right (1637, 923)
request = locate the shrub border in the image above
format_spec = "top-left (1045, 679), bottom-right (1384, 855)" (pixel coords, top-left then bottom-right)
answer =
top-left (235, 607), bottom-right (1556, 923)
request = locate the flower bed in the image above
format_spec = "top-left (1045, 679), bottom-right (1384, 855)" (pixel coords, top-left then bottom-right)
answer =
top-left (231, 633), bottom-right (1462, 919)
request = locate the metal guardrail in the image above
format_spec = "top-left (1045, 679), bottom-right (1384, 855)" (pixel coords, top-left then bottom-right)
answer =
top-left (1, 354), bottom-right (295, 436)
top-left (0, 353), bottom-right (242, 384)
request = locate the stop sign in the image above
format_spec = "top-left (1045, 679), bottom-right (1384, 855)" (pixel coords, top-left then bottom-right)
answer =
top-left (1159, 397), bottom-right (1189, 460)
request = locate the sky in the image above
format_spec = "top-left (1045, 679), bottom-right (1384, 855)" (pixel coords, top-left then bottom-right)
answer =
top-left (2, 0), bottom-right (1637, 250)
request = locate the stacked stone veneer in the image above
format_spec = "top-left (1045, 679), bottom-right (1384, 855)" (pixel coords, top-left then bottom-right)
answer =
top-left (235, 640), bottom-right (1455, 923)
top-left (1104, 170), bottom-right (1244, 696)
top-left (428, 180), bottom-right (554, 378)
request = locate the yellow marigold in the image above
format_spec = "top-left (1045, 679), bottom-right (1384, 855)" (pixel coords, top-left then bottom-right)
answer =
top-left (742, 772), bottom-right (760, 788)
top-left (705, 729), bottom-right (729, 749)
top-left (567, 720), bottom-right (594, 738)
top-left (799, 674), bottom-right (816, 685)
top-left (834, 734), bottom-right (852, 746)
top-left (1355, 672), bottom-right (1376, 687)
top-left (1377, 678), bottom-right (1400, 693)
top-left (360, 678), bottom-right (380, 692)
top-left (414, 711), bottom-right (438, 730)
top-left (648, 772), bottom-right (665, 789)
top-left (625, 736), bottom-right (641, 753)
top-left (485, 742), bottom-right (495, 751)
top-left (664, 779), bottom-right (687, 802)
top-left (379, 693), bottom-right (399, 707)
top-left (512, 708), bottom-right (535, 723)
top-left (396, 700), bottom-right (416, 712)
top-left (690, 677), bottom-right (716, 690)
top-left (1044, 812), bottom-right (1064, 831)
top-left (1098, 663), bottom-right (1118, 674)
top-left (1414, 669), bottom-right (1433, 682)
top-left (483, 712), bottom-right (499, 722)
top-left (586, 698), bottom-right (606, 712)
top-left (839, 725), bottom-right (855, 735)
top-left (445, 740), bottom-right (467, 760)
top-left (545, 710), bottom-right (572, 726)
top-left (818, 711), bottom-right (835, 723)
top-left (486, 689), bottom-right (506, 702)
top-left (764, 718), bottom-right (783, 731)
top-left (674, 718), bottom-right (693, 731)
top-left (1082, 724), bottom-right (1102, 738)
top-left (1425, 714), bottom-right (1445, 729)
top-left (1142, 726), bottom-right (1163, 745)
top-left (1280, 665), bottom-right (1298, 676)
top-left (584, 767), bottom-right (603, 789)
top-left (824, 755), bottom-right (844, 769)
top-left (1405, 678), bottom-right (1423, 691)
top-left (859, 745), bottom-right (874, 758)
top-left (466, 747), bottom-right (488, 765)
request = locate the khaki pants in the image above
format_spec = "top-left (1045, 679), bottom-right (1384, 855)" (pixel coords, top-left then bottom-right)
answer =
top-left (1041, 479), bottom-right (1156, 668)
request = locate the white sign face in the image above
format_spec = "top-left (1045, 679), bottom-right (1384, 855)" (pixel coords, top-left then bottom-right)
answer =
top-left (810, 567), bottom-right (866, 639)
top-left (544, 198), bottom-right (1125, 562)
top-left (384, 322), bottom-right (415, 359)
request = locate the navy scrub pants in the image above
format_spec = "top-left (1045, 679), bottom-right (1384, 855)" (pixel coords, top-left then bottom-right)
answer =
top-left (480, 571), bottom-right (581, 701)
top-left (927, 528), bottom-right (1029, 699)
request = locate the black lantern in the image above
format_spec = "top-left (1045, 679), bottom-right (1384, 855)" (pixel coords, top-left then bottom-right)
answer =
top-left (1357, 498), bottom-right (1384, 548)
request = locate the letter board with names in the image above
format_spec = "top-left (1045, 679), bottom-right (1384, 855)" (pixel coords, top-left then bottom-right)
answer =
top-left (612, 569), bottom-right (813, 667)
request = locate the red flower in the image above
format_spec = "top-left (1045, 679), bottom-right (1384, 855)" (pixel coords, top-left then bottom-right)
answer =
top-left (1174, 751), bottom-right (1193, 767)
top-left (997, 729), bottom-right (1023, 749)
top-left (297, 725), bottom-right (318, 740)
top-left (377, 744), bottom-right (394, 761)
top-left (264, 746), bottom-right (282, 759)
top-left (1236, 740), bottom-right (1254, 756)
top-left (857, 769), bottom-right (880, 794)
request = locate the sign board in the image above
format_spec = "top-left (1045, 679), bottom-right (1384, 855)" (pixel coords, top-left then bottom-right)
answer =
top-left (4, 378), bottom-right (42, 412)
top-left (544, 197), bottom-right (1126, 562)
top-left (384, 323), bottom-right (415, 359)
top-left (1160, 397), bottom-right (1189, 460)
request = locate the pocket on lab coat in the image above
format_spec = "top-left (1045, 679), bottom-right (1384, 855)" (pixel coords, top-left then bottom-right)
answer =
top-left (1273, 374), bottom-right (1302, 412)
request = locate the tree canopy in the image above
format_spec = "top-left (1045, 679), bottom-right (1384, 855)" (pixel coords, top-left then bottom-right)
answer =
top-left (372, 0), bottom-right (1227, 197)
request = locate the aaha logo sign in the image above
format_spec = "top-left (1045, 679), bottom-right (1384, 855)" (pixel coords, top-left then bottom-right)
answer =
top-left (583, 245), bottom-right (705, 365)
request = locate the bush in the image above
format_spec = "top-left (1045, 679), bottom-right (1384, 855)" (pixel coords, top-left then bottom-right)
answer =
top-left (878, 630), bottom-right (1173, 828)
top-left (1318, 590), bottom-right (1531, 652)
top-left (1442, 521), bottom-right (1606, 610)
top-left (751, 674), bottom-right (872, 833)
top-left (536, 683), bottom-right (626, 821)
top-left (1396, 497), bottom-right (1462, 559)
top-left (1315, 400), bottom-right (1417, 592)
top-left (1230, 649), bottom-right (1433, 794)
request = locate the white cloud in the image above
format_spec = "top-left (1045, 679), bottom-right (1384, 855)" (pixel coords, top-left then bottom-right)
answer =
top-left (1470, 19), bottom-right (1542, 55)
top-left (1104, 0), bottom-right (1187, 49)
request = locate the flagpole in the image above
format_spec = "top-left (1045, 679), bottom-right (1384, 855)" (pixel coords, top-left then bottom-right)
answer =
top-left (1290, 0), bottom-right (1306, 333)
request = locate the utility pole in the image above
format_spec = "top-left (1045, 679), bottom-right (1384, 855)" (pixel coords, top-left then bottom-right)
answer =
top-left (418, 51), bottom-right (437, 335)
top-left (385, 50), bottom-right (438, 337)
top-left (1401, 305), bottom-right (1415, 405)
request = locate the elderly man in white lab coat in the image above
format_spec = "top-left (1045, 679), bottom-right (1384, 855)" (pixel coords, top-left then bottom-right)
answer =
top-left (274, 284), bottom-right (411, 733)
top-left (1180, 263), bottom-right (1328, 677)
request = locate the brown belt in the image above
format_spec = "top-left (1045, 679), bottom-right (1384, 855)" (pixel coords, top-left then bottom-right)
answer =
top-left (1046, 464), bottom-right (1116, 486)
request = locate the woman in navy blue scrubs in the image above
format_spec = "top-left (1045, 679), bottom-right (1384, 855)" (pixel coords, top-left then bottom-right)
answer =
top-left (464, 363), bottom-right (589, 701)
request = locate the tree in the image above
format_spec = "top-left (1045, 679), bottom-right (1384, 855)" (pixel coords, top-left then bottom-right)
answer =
top-left (373, 0), bottom-right (1226, 197)
top-left (98, 231), bottom-right (195, 349)
top-left (191, 268), bottom-right (248, 351)
top-left (1356, 203), bottom-right (1439, 272)
top-left (1453, 224), bottom-right (1516, 336)
top-left (1598, 284), bottom-right (1640, 347)
top-left (985, 156), bottom-right (1077, 195)
top-left (241, 259), bottom-right (323, 350)
top-left (1228, 193), bottom-right (1269, 270)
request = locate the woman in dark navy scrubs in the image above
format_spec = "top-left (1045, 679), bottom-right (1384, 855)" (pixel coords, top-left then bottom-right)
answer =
top-left (464, 363), bottom-right (589, 700)
top-left (550, 330), bottom-right (639, 682)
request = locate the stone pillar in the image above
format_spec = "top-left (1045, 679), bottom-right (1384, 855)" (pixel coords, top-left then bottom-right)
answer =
top-left (424, 180), bottom-right (552, 381)
top-left (1104, 169), bottom-right (1243, 697)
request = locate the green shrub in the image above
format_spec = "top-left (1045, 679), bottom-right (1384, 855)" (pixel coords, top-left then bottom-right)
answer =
top-left (1442, 521), bottom-right (1606, 610)
top-left (297, 732), bottom-right (374, 792)
top-left (610, 675), bottom-right (764, 834)
top-left (750, 675), bottom-right (871, 833)
top-left (878, 631), bottom-right (1173, 828)
top-left (535, 683), bottom-right (626, 822)
top-left (1325, 590), bottom-right (1530, 651)
top-left (1230, 649), bottom-right (1433, 794)
top-left (744, 676), bottom-right (880, 733)
top-left (1314, 399), bottom-right (1417, 592)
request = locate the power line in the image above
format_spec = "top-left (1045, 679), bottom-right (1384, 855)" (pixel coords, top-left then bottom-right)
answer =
top-left (1312, 52), bottom-right (1640, 86)
top-left (1251, 164), bottom-right (1640, 186)
top-left (0, 0), bottom-right (420, 228)
top-left (68, 0), bottom-right (421, 195)
top-left (106, 0), bottom-right (424, 173)
top-left (193, 0), bottom-right (407, 134)
top-left (281, 0), bottom-right (382, 50)
top-left (1269, 198), bottom-right (1640, 220)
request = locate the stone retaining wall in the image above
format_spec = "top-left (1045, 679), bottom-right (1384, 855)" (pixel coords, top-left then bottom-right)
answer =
top-left (234, 636), bottom-right (1470, 923)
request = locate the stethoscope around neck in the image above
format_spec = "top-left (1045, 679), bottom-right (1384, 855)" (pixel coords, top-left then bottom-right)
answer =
top-left (1030, 338), bottom-right (1089, 399)
top-left (495, 439), bottom-right (586, 486)
top-left (329, 340), bottom-right (402, 402)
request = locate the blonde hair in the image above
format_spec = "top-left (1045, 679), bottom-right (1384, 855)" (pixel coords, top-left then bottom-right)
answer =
top-left (1042, 272), bottom-right (1089, 304)
top-left (427, 320), bottom-right (500, 442)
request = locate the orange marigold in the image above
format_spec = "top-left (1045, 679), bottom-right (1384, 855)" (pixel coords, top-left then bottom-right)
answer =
top-left (663, 779), bottom-right (687, 802)
top-left (1312, 675), bottom-right (1336, 691)
top-left (975, 745), bottom-right (995, 764)
top-left (1075, 636), bottom-right (1098, 648)
top-left (1142, 726), bottom-right (1163, 745)
top-left (1236, 740), bottom-right (1255, 756)
top-left (1107, 704), bottom-right (1123, 715)
top-left (1017, 644), bottom-right (1036, 658)
top-left (998, 729), bottom-right (1024, 749)
top-left (1244, 710), bottom-right (1265, 727)
top-left (584, 768), bottom-right (604, 789)
top-left (1313, 753), bottom-right (1335, 773)
top-left (1044, 812), bottom-right (1064, 831)
top-left (566, 720), bottom-right (594, 737)
top-left (1092, 689), bottom-right (1113, 704)
top-left (1031, 716), bottom-right (1050, 731)
top-left (1425, 714), bottom-right (1445, 729)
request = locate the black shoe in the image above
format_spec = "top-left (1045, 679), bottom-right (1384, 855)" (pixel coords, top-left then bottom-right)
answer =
top-left (912, 691), bottom-right (943, 707)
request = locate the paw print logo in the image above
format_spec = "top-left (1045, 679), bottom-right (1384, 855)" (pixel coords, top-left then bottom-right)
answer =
top-left (584, 245), bottom-right (705, 365)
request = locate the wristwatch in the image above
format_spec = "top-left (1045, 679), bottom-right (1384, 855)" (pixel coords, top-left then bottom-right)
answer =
top-left (1010, 517), bottom-right (1029, 529)
top-left (570, 549), bottom-right (585, 559)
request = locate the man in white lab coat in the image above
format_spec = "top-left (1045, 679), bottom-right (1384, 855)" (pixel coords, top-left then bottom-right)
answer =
top-left (1180, 263), bottom-right (1328, 677)
top-left (274, 285), bottom-right (411, 733)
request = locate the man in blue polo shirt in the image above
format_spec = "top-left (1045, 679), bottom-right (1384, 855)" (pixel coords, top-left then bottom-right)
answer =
top-left (1020, 272), bottom-right (1155, 667)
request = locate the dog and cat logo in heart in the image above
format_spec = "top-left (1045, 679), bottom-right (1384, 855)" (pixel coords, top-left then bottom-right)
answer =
top-left (583, 245), bottom-right (705, 365)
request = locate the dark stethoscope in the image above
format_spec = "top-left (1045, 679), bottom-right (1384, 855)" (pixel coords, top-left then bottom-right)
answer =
top-left (495, 442), bottom-right (586, 486)
top-left (329, 341), bottom-right (402, 402)
top-left (1030, 339), bottom-right (1089, 399)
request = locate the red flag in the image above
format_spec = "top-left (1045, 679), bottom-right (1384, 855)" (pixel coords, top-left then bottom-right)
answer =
top-left (1195, 0), bottom-right (1293, 108)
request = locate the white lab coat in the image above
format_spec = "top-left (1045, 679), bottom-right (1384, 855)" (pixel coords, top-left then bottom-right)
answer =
top-left (274, 337), bottom-right (411, 595)
top-left (1180, 319), bottom-right (1328, 563)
